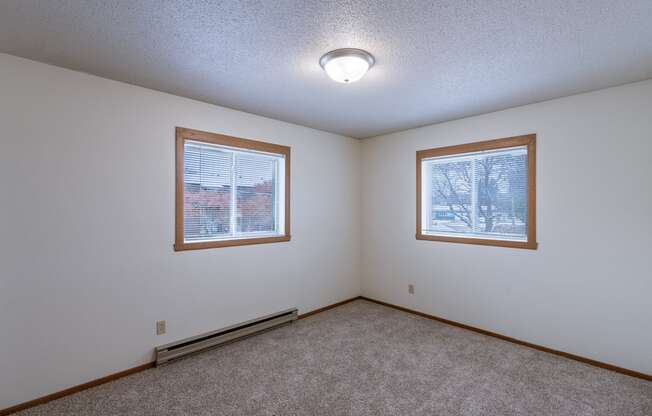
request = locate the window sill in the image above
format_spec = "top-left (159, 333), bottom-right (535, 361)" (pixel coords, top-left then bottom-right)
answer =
top-left (415, 233), bottom-right (537, 250)
top-left (174, 235), bottom-right (291, 251)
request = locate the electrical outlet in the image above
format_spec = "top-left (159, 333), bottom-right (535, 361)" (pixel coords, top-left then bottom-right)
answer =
top-left (156, 320), bottom-right (166, 335)
top-left (408, 284), bottom-right (415, 294)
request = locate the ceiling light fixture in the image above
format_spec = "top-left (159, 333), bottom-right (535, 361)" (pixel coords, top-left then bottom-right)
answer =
top-left (319, 48), bottom-right (375, 84)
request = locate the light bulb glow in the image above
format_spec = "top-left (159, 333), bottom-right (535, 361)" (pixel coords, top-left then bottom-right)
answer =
top-left (324, 56), bottom-right (369, 83)
top-left (320, 49), bottom-right (375, 84)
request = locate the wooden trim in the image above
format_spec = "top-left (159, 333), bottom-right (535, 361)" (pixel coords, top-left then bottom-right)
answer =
top-left (175, 129), bottom-right (185, 250)
top-left (527, 134), bottom-right (537, 249)
top-left (175, 235), bottom-right (291, 251)
top-left (416, 134), bottom-right (535, 159)
top-left (416, 134), bottom-right (537, 250)
top-left (0, 362), bottom-right (154, 416)
top-left (5, 296), bottom-right (649, 415)
top-left (0, 298), bottom-right (359, 415)
top-left (360, 296), bottom-right (652, 383)
top-left (298, 296), bottom-right (362, 319)
top-left (415, 234), bottom-right (538, 249)
top-left (177, 127), bottom-right (291, 155)
top-left (174, 127), bottom-right (291, 251)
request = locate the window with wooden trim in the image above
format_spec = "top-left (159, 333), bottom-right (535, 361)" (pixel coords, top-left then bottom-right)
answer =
top-left (175, 127), bottom-right (290, 250)
top-left (417, 134), bottom-right (537, 249)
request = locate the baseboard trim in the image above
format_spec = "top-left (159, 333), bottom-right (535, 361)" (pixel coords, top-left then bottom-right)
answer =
top-left (5, 295), bottom-right (648, 415)
top-left (298, 296), bottom-right (361, 319)
top-left (360, 296), bottom-right (652, 383)
top-left (1, 297), bottom-right (361, 415)
top-left (0, 362), bottom-right (155, 416)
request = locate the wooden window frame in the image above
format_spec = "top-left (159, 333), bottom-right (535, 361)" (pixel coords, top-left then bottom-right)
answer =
top-left (416, 134), bottom-right (537, 250)
top-left (175, 127), bottom-right (291, 251)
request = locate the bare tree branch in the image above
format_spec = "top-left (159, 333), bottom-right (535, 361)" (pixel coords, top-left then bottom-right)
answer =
top-left (434, 164), bottom-right (472, 229)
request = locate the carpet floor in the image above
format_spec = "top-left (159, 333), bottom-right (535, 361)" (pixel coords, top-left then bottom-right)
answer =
top-left (14, 299), bottom-right (652, 415)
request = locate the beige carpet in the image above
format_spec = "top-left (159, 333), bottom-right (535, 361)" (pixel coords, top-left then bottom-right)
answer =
top-left (15, 300), bottom-right (652, 415)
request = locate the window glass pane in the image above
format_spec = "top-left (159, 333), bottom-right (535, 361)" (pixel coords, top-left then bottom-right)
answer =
top-left (425, 146), bottom-right (528, 241)
top-left (183, 143), bottom-right (233, 241)
top-left (236, 154), bottom-right (277, 233)
top-left (474, 150), bottom-right (527, 238)
top-left (431, 159), bottom-right (473, 234)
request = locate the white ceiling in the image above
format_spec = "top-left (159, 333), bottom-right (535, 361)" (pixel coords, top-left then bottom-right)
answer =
top-left (1, 1), bottom-right (652, 138)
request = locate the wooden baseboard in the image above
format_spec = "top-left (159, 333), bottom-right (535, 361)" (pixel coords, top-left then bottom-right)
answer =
top-left (359, 296), bottom-right (652, 383)
top-left (298, 296), bottom-right (361, 319)
top-left (0, 297), bottom-right (361, 415)
top-left (5, 295), bottom-right (648, 415)
top-left (0, 362), bottom-right (154, 416)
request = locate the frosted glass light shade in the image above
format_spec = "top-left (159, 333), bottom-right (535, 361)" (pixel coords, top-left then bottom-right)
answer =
top-left (320, 49), bottom-right (375, 83)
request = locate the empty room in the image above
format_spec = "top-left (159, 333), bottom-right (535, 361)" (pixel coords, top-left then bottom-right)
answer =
top-left (1, 1), bottom-right (651, 415)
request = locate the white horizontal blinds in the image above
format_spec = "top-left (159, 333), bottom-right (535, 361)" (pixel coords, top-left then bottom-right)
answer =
top-left (183, 142), bottom-right (233, 241)
top-left (235, 154), bottom-right (278, 233)
top-left (425, 146), bottom-right (528, 241)
top-left (183, 139), bottom-right (283, 243)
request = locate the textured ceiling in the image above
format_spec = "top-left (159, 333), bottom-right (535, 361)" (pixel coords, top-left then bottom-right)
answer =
top-left (1, 1), bottom-right (652, 138)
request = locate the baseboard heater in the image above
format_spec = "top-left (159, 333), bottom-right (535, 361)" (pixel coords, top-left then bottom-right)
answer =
top-left (155, 307), bottom-right (298, 365)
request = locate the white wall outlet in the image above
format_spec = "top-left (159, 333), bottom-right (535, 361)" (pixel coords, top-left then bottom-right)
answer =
top-left (156, 320), bottom-right (166, 335)
top-left (408, 284), bottom-right (415, 294)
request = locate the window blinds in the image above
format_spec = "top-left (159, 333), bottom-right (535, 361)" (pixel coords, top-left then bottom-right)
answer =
top-left (235, 153), bottom-right (277, 233)
top-left (421, 145), bottom-right (528, 241)
top-left (183, 140), bottom-right (283, 242)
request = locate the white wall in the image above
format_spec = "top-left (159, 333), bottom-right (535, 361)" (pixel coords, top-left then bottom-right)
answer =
top-left (361, 80), bottom-right (652, 375)
top-left (2, 51), bottom-right (651, 410)
top-left (0, 53), bottom-right (361, 409)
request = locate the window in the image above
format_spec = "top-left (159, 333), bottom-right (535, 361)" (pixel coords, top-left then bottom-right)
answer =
top-left (175, 127), bottom-right (290, 250)
top-left (416, 134), bottom-right (537, 249)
